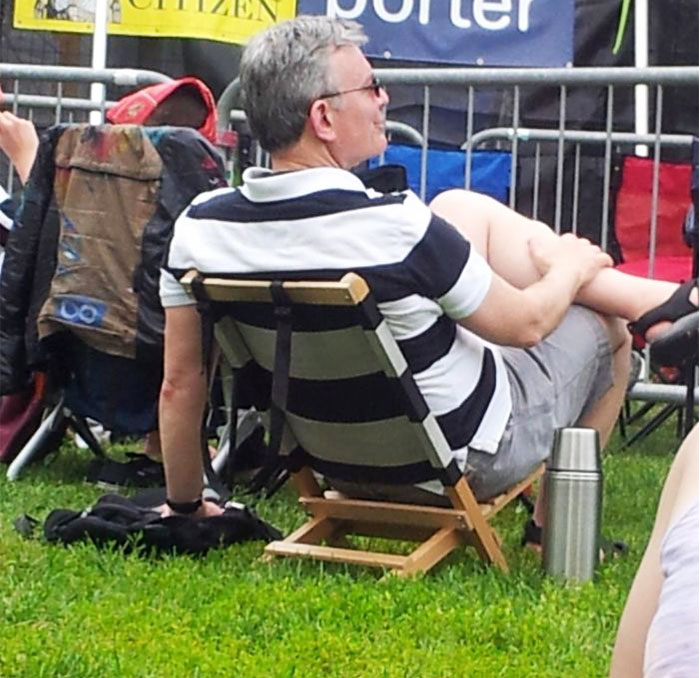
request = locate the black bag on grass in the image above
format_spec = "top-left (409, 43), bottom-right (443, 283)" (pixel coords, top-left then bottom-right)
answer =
top-left (42, 493), bottom-right (282, 555)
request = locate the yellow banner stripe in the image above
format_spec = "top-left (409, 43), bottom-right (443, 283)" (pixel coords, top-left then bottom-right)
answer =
top-left (14, 0), bottom-right (297, 45)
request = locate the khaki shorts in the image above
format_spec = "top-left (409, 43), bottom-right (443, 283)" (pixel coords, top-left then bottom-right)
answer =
top-left (466, 305), bottom-right (613, 500)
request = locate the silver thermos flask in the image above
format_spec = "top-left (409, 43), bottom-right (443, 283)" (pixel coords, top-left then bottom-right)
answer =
top-left (542, 427), bottom-right (602, 581)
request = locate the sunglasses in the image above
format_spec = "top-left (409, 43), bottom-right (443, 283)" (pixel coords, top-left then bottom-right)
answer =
top-left (318, 76), bottom-right (384, 100)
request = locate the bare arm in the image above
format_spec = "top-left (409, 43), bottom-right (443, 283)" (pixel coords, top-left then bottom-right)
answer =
top-left (609, 425), bottom-right (699, 678)
top-left (460, 233), bottom-right (613, 347)
top-left (0, 111), bottom-right (39, 185)
top-left (158, 305), bottom-right (208, 506)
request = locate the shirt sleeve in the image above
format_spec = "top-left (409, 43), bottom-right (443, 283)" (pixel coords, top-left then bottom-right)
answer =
top-left (401, 205), bottom-right (493, 318)
top-left (0, 186), bottom-right (15, 232)
top-left (437, 247), bottom-right (493, 319)
top-left (159, 268), bottom-right (196, 308)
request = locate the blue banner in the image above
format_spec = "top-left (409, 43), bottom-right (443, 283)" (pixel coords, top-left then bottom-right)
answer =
top-left (297, 0), bottom-right (574, 67)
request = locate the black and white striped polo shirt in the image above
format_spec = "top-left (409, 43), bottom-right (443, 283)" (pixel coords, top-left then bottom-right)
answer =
top-left (0, 185), bottom-right (14, 233)
top-left (162, 166), bottom-right (512, 461)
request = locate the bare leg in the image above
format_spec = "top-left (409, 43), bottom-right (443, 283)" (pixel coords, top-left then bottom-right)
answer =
top-left (577, 316), bottom-right (631, 446)
top-left (431, 191), bottom-right (640, 527)
top-left (431, 190), bottom-right (697, 535)
top-left (430, 190), bottom-right (687, 324)
top-left (532, 317), bottom-right (631, 529)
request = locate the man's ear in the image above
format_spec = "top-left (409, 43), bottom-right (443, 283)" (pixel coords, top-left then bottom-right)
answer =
top-left (307, 99), bottom-right (337, 144)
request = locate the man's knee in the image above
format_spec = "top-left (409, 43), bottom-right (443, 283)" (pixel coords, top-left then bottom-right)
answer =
top-left (429, 189), bottom-right (500, 252)
top-left (429, 188), bottom-right (495, 217)
top-left (594, 315), bottom-right (632, 397)
top-left (597, 314), bottom-right (631, 355)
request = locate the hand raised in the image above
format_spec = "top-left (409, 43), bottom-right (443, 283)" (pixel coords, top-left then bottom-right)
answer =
top-left (0, 110), bottom-right (40, 185)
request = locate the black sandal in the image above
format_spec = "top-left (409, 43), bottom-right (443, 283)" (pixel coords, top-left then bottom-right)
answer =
top-left (628, 278), bottom-right (698, 348)
top-left (598, 536), bottom-right (629, 561)
top-left (649, 311), bottom-right (699, 367)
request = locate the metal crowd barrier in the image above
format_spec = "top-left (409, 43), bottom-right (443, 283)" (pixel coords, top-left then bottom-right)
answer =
top-left (370, 66), bottom-right (697, 196)
top-left (0, 63), bottom-right (172, 192)
top-left (1, 62), bottom-right (696, 421)
top-left (218, 67), bottom-right (697, 192)
top-left (464, 127), bottom-right (695, 260)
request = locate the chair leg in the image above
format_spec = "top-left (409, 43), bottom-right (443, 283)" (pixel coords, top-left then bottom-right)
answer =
top-left (399, 527), bottom-right (463, 576)
top-left (625, 400), bottom-right (656, 427)
top-left (617, 410), bottom-right (627, 441)
top-left (622, 403), bottom-right (680, 449)
top-left (7, 399), bottom-right (66, 480)
top-left (67, 413), bottom-right (106, 458)
top-left (446, 480), bottom-right (508, 572)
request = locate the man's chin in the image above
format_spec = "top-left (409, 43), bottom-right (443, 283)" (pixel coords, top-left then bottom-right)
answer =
top-left (344, 136), bottom-right (389, 169)
top-left (374, 133), bottom-right (388, 155)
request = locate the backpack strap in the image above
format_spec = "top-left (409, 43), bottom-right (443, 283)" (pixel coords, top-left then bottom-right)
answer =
top-left (268, 280), bottom-right (292, 467)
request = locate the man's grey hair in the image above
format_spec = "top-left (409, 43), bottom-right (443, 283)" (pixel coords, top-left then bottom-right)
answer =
top-left (240, 15), bottom-right (367, 153)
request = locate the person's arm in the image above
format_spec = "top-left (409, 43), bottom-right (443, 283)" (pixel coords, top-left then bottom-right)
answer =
top-left (459, 233), bottom-right (612, 347)
top-left (158, 304), bottom-right (221, 517)
top-left (609, 425), bottom-right (699, 678)
top-left (0, 111), bottom-right (39, 185)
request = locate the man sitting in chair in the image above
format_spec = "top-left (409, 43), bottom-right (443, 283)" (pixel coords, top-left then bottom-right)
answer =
top-left (157, 16), bottom-right (697, 524)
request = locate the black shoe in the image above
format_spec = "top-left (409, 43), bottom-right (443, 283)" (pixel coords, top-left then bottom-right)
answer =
top-left (649, 311), bottom-right (699, 367)
top-left (629, 278), bottom-right (698, 348)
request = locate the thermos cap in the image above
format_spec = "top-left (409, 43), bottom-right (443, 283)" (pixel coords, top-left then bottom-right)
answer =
top-left (547, 427), bottom-right (601, 473)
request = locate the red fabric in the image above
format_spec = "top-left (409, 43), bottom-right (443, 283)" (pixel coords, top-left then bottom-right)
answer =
top-left (615, 156), bottom-right (692, 264)
top-left (0, 372), bottom-right (46, 463)
top-left (107, 77), bottom-right (217, 144)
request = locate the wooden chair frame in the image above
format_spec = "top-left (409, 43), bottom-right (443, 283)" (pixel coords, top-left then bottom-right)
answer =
top-left (182, 270), bottom-right (543, 576)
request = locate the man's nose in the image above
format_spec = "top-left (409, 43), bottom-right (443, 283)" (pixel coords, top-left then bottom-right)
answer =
top-left (378, 86), bottom-right (390, 107)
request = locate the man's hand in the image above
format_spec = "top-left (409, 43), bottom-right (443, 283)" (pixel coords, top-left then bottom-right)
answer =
top-left (461, 232), bottom-right (614, 347)
top-left (528, 232), bottom-right (613, 287)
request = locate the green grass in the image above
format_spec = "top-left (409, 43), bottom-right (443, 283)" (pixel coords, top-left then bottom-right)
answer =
top-left (0, 422), bottom-right (680, 678)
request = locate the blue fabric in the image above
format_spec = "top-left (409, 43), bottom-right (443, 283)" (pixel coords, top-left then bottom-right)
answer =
top-left (370, 145), bottom-right (511, 204)
top-left (62, 338), bottom-right (160, 435)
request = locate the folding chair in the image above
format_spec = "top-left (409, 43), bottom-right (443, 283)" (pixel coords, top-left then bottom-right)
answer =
top-left (2, 123), bottom-right (226, 479)
top-left (614, 153), bottom-right (698, 444)
top-left (183, 270), bottom-right (542, 576)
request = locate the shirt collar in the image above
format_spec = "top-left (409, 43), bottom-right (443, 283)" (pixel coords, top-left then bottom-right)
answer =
top-left (240, 166), bottom-right (367, 203)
